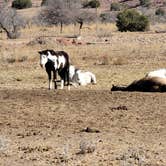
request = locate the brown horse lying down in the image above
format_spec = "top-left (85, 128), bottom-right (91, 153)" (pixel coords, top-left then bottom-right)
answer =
top-left (111, 77), bottom-right (166, 92)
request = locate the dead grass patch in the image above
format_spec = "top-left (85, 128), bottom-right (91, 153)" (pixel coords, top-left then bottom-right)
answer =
top-left (6, 57), bottom-right (16, 64)
top-left (112, 57), bottom-right (127, 65)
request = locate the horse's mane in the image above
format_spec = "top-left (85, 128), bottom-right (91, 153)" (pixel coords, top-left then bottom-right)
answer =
top-left (38, 50), bottom-right (69, 60)
top-left (38, 49), bottom-right (56, 56)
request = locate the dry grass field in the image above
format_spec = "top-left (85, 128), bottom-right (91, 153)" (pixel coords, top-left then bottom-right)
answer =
top-left (0, 17), bottom-right (166, 165)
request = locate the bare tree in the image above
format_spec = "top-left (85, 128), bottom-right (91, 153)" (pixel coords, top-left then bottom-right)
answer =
top-left (39, 0), bottom-right (75, 33)
top-left (39, 0), bottom-right (96, 34)
top-left (0, 4), bottom-right (24, 39)
top-left (75, 9), bottom-right (96, 34)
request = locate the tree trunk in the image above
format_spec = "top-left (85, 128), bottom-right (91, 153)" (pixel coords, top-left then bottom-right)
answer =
top-left (60, 22), bottom-right (63, 33)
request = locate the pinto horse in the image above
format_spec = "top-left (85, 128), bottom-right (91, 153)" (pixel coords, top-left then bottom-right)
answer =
top-left (38, 49), bottom-right (70, 90)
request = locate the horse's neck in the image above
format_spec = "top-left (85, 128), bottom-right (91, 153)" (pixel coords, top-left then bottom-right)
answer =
top-left (48, 54), bottom-right (57, 62)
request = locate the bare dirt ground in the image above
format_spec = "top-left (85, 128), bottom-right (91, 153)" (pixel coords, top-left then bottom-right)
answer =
top-left (0, 25), bottom-right (166, 165)
top-left (0, 88), bottom-right (166, 166)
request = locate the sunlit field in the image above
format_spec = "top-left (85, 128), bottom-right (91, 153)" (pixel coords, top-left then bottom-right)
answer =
top-left (0, 16), bottom-right (166, 165)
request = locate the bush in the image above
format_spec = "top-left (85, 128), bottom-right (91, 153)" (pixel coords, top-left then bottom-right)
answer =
top-left (116, 9), bottom-right (149, 32)
top-left (41, 0), bottom-right (47, 6)
top-left (155, 8), bottom-right (165, 16)
top-left (12, 0), bottom-right (32, 9)
top-left (139, 0), bottom-right (151, 7)
top-left (83, 0), bottom-right (100, 8)
top-left (110, 2), bottom-right (121, 11)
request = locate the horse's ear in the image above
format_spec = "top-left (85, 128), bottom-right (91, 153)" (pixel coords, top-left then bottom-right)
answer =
top-left (111, 84), bottom-right (115, 91)
top-left (50, 50), bottom-right (55, 55)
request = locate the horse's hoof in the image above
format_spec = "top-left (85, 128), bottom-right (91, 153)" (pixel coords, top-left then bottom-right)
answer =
top-left (68, 86), bottom-right (71, 91)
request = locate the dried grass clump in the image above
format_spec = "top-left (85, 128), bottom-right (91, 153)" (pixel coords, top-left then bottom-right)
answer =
top-left (116, 147), bottom-right (146, 165)
top-left (18, 56), bottom-right (28, 62)
top-left (112, 57), bottom-right (127, 65)
top-left (78, 140), bottom-right (96, 154)
top-left (97, 30), bottom-right (112, 38)
top-left (6, 56), bottom-right (28, 64)
top-left (6, 57), bottom-right (16, 64)
top-left (95, 55), bottom-right (110, 65)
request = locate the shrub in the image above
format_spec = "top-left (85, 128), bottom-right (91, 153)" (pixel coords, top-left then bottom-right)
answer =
top-left (12, 0), bottom-right (32, 9)
top-left (83, 0), bottom-right (100, 8)
top-left (110, 2), bottom-right (121, 11)
top-left (41, 0), bottom-right (47, 6)
top-left (116, 9), bottom-right (149, 32)
top-left (139, 0), bottom-right (151, 7)
top-left (6, 57), bottom-right (16, 63)
top-left (79, 140), bottom-right (96, 154)
top-left (155, 8), bottom-right (165, 16)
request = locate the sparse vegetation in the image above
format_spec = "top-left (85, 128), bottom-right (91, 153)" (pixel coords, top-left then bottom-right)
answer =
top-left (116, 9), bottom-right (149, 32)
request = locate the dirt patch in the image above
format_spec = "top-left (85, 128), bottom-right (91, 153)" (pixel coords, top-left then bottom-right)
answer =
top-left (0, 88), bottom-right (166, 165)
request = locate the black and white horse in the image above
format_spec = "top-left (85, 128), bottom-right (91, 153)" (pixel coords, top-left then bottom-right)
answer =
top-left (38, 49), bottom-right (70, 90)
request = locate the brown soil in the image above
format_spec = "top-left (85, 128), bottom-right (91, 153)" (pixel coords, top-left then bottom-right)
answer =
top-left (0, 88), bottom-right (166, 165)
top-left (0, 20), bottom-right (166, 165)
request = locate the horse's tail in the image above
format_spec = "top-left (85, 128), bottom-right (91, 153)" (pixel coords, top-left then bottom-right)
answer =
top-left (61, 51), bottom-right (70, 87)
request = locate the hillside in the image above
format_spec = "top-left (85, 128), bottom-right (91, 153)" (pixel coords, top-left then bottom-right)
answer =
top-left (1, 0), bottom-right (165, 9)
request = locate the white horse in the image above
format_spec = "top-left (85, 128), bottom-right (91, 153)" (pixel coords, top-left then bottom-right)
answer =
top-left (69, 65), bottom-right (96, 87)
top-left (146, 68), bottom-right (166, 78)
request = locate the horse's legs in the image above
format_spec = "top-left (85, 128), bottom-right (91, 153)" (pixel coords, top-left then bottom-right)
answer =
top-left (66, 67), bottom-right (70, 90)
top-left (58, 70), bottom-right (64, 89)
top-left (47, 70), bottom-right (52, 90)
top-left (53, 70), bottom-right (57, 89)
top-left (60, 79), bottom-right (64, 89)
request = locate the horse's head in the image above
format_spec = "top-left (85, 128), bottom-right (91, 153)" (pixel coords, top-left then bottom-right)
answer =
top-left (111, 84), bottom-right (119, 91)
top-left (38, 50), bottom-right (49, 68)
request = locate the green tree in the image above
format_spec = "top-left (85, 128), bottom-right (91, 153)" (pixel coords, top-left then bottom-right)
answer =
top-left (83, 0), bottom-right (100, 8)
top-left (116, 9), bottom-right (149, 32)
top-left (12, 0), bottom-right (32, 9)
